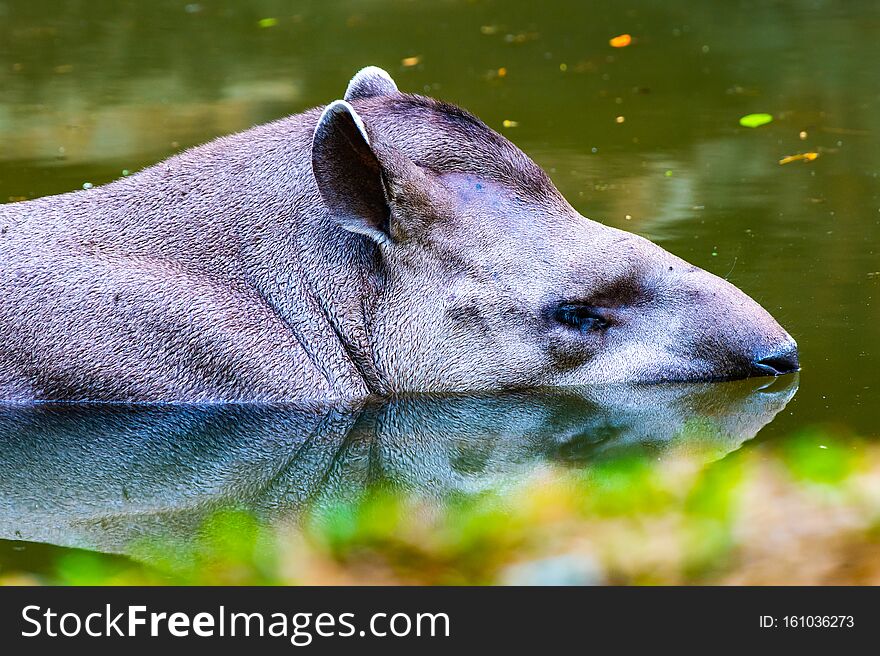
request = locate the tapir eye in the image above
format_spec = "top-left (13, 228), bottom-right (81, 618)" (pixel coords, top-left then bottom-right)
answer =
top-left (553, 303), bottom-right (610, 332)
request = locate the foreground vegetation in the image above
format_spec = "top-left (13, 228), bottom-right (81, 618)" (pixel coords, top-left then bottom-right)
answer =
top-left (2, 428), bottom-right (879, 586)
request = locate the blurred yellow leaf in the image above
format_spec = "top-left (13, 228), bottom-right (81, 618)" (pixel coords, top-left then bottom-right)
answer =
top-left (779, 152), bottom-right (819, 165)
top-left (401, 56), bottom-right (421, 67)
top-left (609, 34), bottom-right (632, 48)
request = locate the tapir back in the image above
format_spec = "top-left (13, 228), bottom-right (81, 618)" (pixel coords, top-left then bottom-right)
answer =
top-left (0, 111), bottom-right (370, 402)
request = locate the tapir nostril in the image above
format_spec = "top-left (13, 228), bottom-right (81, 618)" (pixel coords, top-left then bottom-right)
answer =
top-left (751, 342), bottom-right (800, 377)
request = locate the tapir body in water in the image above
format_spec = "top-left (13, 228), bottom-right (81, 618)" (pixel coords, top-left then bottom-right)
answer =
top-left (0, 67), bottom-right (798, 402)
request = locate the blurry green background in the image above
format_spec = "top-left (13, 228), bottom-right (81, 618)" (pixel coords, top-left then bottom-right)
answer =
top-left (1, 0), bottom-right (879, 584)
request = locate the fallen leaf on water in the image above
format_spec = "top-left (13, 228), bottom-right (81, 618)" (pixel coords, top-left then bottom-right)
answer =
top-left (609, 34), bottom-right (632, 48)
top-left (257, 17), bottom-right (278, 28)
top-left (739, 113), bottom-right (774, 128)
top-left (401, 56), bottom-right (421, 67)
top-left (502, 119), bottom-right (519, 128)
top-left (779, 152), bottom-right (819, 165)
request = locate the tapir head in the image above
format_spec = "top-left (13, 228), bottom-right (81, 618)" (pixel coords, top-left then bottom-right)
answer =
top-left (311, 67), bottom-right (798, 393)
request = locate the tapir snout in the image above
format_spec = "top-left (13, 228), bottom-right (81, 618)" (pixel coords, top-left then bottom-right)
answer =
top-left (670, 262), bottom-right (800, 382)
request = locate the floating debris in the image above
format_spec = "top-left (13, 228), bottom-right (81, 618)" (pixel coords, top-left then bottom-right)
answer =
top-left (615, 115), bottom-right (625, 124)
top-left (779, 152), bottom-right (819, 165)
top-left (480, 25), bottom-right (501, 35)
top-left (401, 56), bottom-right (421, 67)
top-left (799, 130), bottom-right (808, 140)
top-left (504, 32), bottom-right (539, 44)
top-left (821, 126), bottom-right (870, 136)
top-left (502, 119), bottom-right (519, 128)
top-left (572, 60), bottom-right (597, 73)
top-left (484, 67), bottom-right (507, 81)
top-left (739, 113), bottom-right (774, 128)
top-left (726, 85), bottom-right (759, 96)
top-left (82, 182), bottom-right (93, 190)
top-left (609, 34), bottom-right (632, 48)
top-left (257, 17), bottom-right (278, 28)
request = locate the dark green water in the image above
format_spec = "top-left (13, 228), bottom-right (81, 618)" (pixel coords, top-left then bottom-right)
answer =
top-left (0, 0), bottom-right (878, 579)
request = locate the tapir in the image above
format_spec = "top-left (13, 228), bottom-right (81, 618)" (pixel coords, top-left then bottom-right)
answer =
top-left (0, 66), bottom-right (799, 402)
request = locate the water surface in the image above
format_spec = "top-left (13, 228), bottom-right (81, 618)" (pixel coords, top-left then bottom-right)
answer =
top-left (0, 379), bottom-right (795, 563)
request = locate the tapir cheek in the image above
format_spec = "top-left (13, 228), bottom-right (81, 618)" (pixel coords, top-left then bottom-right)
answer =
top-left (446, 304), bottom-right (497, 343)
top-left (545, 338), bottom-right (594, 374)
top-left (544, 343), bottom-right (649, 385)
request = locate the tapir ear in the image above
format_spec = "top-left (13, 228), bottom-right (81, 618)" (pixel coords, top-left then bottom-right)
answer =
top-left (312, 100), bottom-right (392, 245)
top-left (344, 66), bottom-right (399, 101)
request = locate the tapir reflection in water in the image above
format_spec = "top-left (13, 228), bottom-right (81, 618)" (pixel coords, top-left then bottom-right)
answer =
top-left (0, 378), bottom-right (796, 556)
top-left (0, 67), bottom-right (798, 402)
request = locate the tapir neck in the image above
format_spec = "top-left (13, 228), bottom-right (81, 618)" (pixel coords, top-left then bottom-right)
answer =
top-left (205, 114), bottom-right (390, 398)
top-left (257, 210), bottom-right (390, 398)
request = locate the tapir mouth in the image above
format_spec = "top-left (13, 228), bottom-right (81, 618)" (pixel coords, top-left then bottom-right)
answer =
top-left (635, 338), bottom-right (800, 385)
top-left (745, 338), bottom-right (800, 378)
top-left (748, 341), bottom-right (800, 377)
